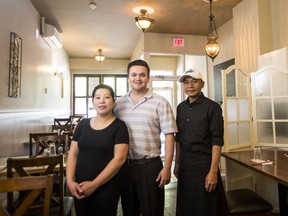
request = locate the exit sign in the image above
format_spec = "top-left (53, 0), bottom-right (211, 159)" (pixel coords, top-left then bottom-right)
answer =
top-left (173, 38), bottom-right (185, 47)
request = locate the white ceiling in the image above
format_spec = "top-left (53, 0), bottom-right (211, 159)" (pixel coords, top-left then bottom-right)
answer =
top-left (30, 0), bottom-right (242, 60)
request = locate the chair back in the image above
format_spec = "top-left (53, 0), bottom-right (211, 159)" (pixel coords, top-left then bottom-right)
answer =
top-left (62, 131), bottom-right (73, 149)
top-left (29, 132), bottom-right (58, 157)
top-left (34, 134), bottom-right (69, 157)
top-left (69, 114), bottom-right (85, 131)
top-left (54, 118), bottom-right (71, 126)
top-left (52, 124), bottom-right (73, 135)
top-left (0, 175), bottom-right (53, 216)
top-left (7, 155), bottom-right (64, 215)
top-left (69, 114), bottom-right (85, 124)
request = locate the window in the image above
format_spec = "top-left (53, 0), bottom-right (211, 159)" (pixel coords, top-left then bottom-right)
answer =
top-left (73, 74), bottom-right (128, 118)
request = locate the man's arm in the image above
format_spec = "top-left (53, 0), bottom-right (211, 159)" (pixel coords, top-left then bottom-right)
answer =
top-left (205, 145), bottom-right (222, 192)
top-left (173, 141), bottom-right (181, 178)
top-left (156, 133), bottom-right (175, 188)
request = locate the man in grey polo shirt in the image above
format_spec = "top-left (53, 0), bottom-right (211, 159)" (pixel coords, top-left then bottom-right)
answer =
top-left (114, 59), bottom-right (178, 216)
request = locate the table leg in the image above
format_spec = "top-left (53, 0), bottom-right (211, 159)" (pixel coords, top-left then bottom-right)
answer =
top-left (278, 183), bottom-right (288, 216)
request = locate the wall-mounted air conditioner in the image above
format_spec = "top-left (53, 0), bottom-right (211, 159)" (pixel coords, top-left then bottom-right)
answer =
top-left (40, 17), bottom-right (62, 49)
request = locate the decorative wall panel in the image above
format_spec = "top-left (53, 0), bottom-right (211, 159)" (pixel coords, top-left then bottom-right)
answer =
top-left (8, 32), bottom-right (22, 98)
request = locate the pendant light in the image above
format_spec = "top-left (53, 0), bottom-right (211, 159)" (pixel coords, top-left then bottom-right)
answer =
top-left (204, 0), bottom-right (220, 62)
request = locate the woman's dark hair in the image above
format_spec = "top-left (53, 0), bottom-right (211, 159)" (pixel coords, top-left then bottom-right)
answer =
top-left (127, 59), bottom-right (150, 77)
top-left (91, 84), bottom-right (115, 101)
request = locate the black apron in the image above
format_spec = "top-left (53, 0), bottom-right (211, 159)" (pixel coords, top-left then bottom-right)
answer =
top-left (176, 151), bottom-right (222, 216)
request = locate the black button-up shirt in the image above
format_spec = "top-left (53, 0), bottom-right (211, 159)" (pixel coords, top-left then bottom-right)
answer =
top-left (176, 93), bottom-right (224, 154)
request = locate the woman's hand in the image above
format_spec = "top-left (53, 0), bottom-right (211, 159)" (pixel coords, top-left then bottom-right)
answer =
top-left (67, 181), bottom-right (85, 200)
top-left (79, 181), bottom-right (97, 197)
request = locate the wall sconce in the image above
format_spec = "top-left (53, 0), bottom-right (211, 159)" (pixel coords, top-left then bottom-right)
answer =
top-left (94, 49), bottom-right (105, 62)
top-left (204, 0), bottom-right (220, 62)
top-left (54, 72), bottom-right (64, 98)
top-left (54, 72), bottom-right (63, 78)
top-left (133, 6), bottom-right (155, 32)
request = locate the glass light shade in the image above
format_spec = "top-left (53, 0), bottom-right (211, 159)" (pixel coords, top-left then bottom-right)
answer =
top-left (89, 2), bottom-right (97, 9)
top-left (134, 9), bottom-right (155, 32)
top-left (94, 49), bottom-right (105, 62)
top-left (135, 18), bottom-right (154, 31)
top-left (205, 36), bottom-right (220, 61)
top-left (95, 55), bottom-right (105, 62)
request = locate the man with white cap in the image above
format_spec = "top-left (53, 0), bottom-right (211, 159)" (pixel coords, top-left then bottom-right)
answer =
top-left (174, 69), bottom-right (224, 216)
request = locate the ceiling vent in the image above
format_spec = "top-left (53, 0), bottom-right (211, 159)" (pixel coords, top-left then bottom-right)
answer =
top-left (40, 17), bottom-right (62, 49)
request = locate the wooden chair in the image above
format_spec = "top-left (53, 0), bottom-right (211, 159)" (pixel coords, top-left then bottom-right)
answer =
top-left (54, 118), bottom-right (71, 126)
top-left (0, 176), bottom-right (53, 216)
top-left (52, 124), bottom-right (73, 135)
top-left (220, 176), bottom-right (273, 216)
top-left (7, 155), bottom-right (74, 216)
top-left (69, 114), bottom-right (84, 124)
top-left (69, 114), bottom-right (85, 131)
top-left (34, 134), bottom-right (69, 157)
top-left (62, 131), bottom-right (73, 149)
top-left (29, 132), bottom-right (58, 157)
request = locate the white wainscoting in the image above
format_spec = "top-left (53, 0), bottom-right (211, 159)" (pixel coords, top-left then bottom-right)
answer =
top-left (0, 110), bottom-right (70, 157)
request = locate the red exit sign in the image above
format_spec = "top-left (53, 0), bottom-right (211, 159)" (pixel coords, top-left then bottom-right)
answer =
top-left (173, 38), bottom-right (185, 47)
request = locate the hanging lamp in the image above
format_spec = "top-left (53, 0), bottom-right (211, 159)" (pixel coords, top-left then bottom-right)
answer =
top-left (204, 0), bottom-right (220, 62)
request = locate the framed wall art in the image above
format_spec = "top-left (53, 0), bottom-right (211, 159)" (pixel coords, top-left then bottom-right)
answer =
top-left (8, 32), bottom-right (22, 98)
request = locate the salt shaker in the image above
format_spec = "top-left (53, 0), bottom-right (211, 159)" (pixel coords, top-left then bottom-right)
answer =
top-left (49, 143), bottom-right (56, 156)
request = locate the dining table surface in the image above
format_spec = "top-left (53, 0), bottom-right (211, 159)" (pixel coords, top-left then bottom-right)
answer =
top-left (221, 148), bottom-right (288, 187)
top-left (221, 147), bottom-right (288, 216)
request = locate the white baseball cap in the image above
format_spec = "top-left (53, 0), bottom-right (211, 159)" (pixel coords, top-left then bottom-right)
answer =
top-left (179, 69), bottom-right (204, 82)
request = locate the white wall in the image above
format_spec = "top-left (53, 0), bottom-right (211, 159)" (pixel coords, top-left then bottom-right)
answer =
top-left (0, 0), bottom-right (70, 157)
top-left (144, 32), bottom-right (206, 56)
top-left (271, 0), bottom-right (288, 50)
top-left (207, 19), bottom-right (235, 99)
top-left (69, 58), bottom-right (129, 74)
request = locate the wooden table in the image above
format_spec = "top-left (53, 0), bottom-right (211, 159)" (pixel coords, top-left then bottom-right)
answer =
top-left (221, 148), bottom-right (288, 216)
top-left (0, 155), bottom-right (67, 178)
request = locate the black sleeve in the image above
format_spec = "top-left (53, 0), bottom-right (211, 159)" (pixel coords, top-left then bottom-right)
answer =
top-left (114, 119), bottom-right (129, 145)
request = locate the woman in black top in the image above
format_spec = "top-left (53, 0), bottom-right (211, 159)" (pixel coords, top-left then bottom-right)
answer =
top-left (66, 84), bottom-right (129, 216)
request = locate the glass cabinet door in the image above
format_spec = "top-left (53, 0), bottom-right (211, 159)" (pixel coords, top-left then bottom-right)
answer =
top-left (222, 65), bottom-right (251, 151)
top-left (251, 66), bottom-right (288, 147)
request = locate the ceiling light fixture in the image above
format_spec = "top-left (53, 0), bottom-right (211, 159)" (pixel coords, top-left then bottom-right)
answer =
top-left (204, 0), bottom-right (220, 62)
top-left (94, 49), bottom-right (105, 63)
top-left (133, 6), bottom-right (155, 32)
top-left (89, 1), bottom-right (97, 10)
